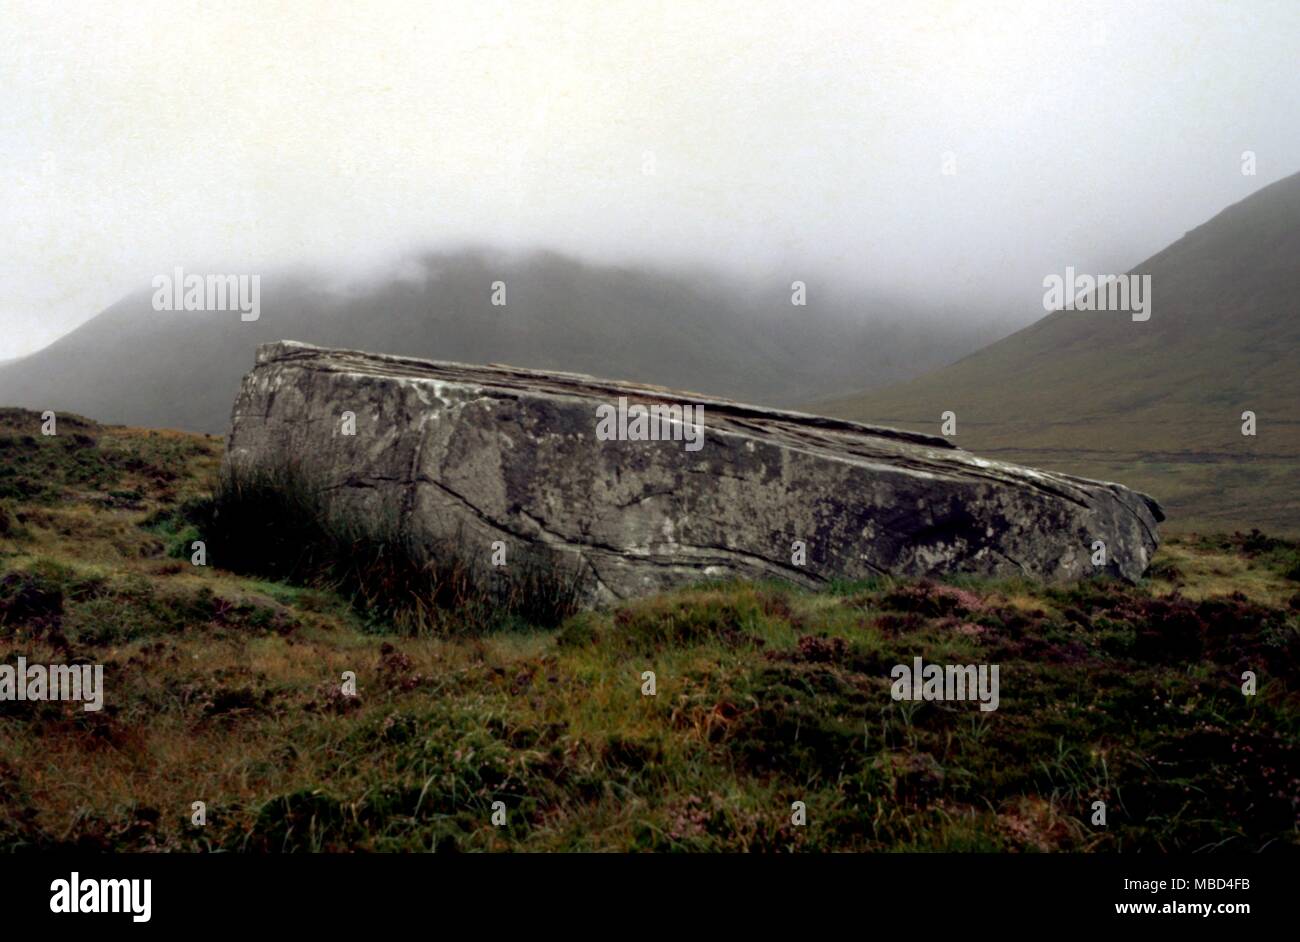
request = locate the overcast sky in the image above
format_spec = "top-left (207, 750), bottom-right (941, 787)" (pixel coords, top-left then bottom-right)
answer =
top-left (1, 0), bottom-right (1297, 360)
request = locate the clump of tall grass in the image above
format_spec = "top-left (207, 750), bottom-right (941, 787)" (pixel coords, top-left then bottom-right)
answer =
top-left (195, 462), bottom-right (590, 634)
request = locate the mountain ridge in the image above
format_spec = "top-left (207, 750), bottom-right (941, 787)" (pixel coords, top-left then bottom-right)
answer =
top-left (819, 171), bottom-right (1300, 534)
top-left (0, 250), bottom-right (1004, 434)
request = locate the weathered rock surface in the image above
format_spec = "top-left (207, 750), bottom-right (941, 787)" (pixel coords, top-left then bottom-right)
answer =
top-left (225, 341), bottom-right (1164, 601)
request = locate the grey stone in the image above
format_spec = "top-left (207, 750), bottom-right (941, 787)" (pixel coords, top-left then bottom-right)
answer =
top-left (224, 341), bottom-right (1163, 602)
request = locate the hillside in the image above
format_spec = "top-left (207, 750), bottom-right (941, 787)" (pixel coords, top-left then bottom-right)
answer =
top-left (1, 408), bottom-right (1297, 851)
top-left (0, 251), bottom-right (999, 435)
top-left (819, 172), bottom-right (1300, 535)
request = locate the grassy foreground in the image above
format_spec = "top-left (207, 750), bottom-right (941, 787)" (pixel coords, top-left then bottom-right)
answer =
top-left (0, 408), bottom-right (1296, 852)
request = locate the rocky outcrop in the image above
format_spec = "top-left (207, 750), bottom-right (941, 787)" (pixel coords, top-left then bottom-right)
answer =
top-left (224, 341), bottom-right (1163, 602)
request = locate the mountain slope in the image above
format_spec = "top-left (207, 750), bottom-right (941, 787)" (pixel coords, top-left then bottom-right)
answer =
top-left (820, 172), bottom-right (1300, 534)
top-left (0, 251), bottom-right (999, 434)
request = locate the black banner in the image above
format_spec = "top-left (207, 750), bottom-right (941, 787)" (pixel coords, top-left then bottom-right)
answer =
top-left (1, 853), bottom-right (1283, 929)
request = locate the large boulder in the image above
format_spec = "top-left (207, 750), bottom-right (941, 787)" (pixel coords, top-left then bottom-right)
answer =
top-left (224, 341), bottom-right (1163, 601)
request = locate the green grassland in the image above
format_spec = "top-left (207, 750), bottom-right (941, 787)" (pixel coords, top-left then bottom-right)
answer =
top-left (0, 408), bottom-right (1296, 852)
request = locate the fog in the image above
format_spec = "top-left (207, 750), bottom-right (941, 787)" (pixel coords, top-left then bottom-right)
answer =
top-left (2, 0), bottom-right (1297, 360)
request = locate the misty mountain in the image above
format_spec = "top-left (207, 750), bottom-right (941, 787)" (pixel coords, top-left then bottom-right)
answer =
top-left (820, 171), bottom-right (1300, 534)
top-left (0, 250), bottom-right (1004, 434)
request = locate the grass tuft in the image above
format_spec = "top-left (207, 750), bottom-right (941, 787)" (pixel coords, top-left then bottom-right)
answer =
top-left (200, 462), bottom-right (590, 634)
